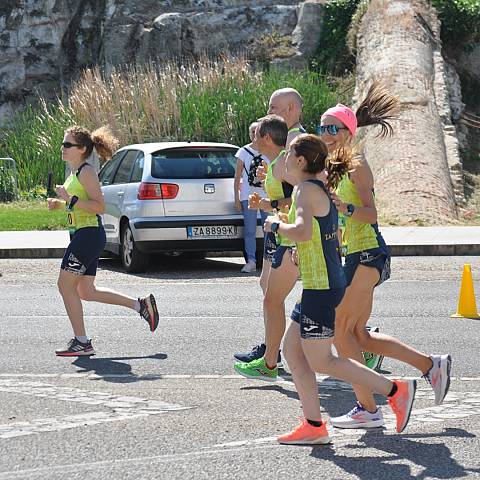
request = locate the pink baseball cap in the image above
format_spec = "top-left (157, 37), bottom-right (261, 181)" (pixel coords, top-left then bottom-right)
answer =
top-left (321, 104), bottom-right (357, 136)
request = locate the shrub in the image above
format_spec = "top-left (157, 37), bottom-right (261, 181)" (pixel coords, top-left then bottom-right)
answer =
top-left (0, 162), bottom-right (17, 202)
top-left (430, 0), bottom-right (480, 50)
top-left (0, 100), bottom-right (73, 192)
top-left (310, 0), bottom-right (362, 75)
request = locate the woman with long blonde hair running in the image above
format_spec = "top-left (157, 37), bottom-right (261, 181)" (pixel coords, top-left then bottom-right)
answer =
top-left (320, 83), bottom-right (451, 429)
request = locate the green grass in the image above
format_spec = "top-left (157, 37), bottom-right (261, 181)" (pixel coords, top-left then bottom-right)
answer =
top-left (0, 200), bottom-right (67, 231)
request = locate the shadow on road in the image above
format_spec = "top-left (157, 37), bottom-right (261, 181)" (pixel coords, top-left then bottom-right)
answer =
top-left (71, 353), bottom-right (167, 383)
top-left (240, 374), bottom-right (389, 417)
top-left (98, 255), bottom-right (258, 280)
top-left (241, 383), bottom-right (300, 402)
top-left (309, 428), bottom-right (479, 479)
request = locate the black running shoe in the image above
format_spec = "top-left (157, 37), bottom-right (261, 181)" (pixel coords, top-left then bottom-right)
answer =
top-left (55, 338), bottom-right (95, 357)
top-left (234, 343), bottom-right (266, 363)
top-left (233, 343), bottom-right (283, 368)
top-left (139, 294), bottom-right (159, 332)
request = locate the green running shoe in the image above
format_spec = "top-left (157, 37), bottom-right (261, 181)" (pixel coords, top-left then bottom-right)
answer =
top-left (234, 357), bottom-right (278, 382)
top-left (363, 351), bottom-right (384, 371)
top-left (363, 325), bottom-right (384, 371)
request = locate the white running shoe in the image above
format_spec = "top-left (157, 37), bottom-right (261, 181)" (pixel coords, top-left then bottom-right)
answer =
top-left (424, 354), bottom-right (452, 405)
top-left (240, 261), bottom-right (257, 273)
top-left (330, 403), bottom-right (385, 429)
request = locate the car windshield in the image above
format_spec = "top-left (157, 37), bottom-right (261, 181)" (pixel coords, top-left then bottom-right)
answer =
top-left (151, 148), bottom-right (237, 179)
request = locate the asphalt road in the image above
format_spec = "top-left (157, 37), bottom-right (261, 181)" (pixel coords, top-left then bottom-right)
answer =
top-left (0, 256), bottom-right (479, 480)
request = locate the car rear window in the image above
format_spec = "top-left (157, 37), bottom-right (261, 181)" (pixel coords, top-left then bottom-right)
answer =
top-left (151, 148), bottom-right (237, 179)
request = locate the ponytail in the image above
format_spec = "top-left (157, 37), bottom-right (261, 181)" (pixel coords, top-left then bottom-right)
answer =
top-left (326, 146), bottom-right (358, 190)
top-left (355, 81), bottom-right (399, 138)
top-left (91, 126), bottom-right (119, 162)
top-left (66, 125), bottom-right (119, 162)
top-left (291, 134), bottom-right (357, 189)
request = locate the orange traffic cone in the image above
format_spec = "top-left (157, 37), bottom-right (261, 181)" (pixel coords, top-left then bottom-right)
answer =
top-left (451, 264), bottom-right (480, 319)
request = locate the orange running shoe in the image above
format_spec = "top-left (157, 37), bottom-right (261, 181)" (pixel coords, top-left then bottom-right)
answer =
top-left (277, 419), bottom-right (331, 445)
top-left (387, 379), bottom-right (417, 433)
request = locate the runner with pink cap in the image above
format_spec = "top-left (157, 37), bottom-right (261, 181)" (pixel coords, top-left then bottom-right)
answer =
top-left (318, 82), bottom-right (452, 432)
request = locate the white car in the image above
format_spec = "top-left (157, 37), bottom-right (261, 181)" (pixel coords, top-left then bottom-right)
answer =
top-left (98, 142), bottom-right (264, 272)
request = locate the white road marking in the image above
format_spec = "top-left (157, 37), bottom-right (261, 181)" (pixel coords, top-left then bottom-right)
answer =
top-left (211, 388), bottom-right (480, 447)
top-left (3, 315), bottom-right (246, 319)
top-left (0, 373), bottom-right (478, 381)
top-left (0, 379), bottom-right (189, 439)
top-left (1, 375), bottom-right (479, 442)
top-left (0, 444), bottom-right (285, 479)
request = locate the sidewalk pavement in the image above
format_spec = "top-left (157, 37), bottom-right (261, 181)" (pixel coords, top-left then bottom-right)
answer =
top-left (0, 227), bottom-right (479, 259)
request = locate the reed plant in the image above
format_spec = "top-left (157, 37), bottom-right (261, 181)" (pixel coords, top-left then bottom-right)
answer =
top-left (1, 56), bottom-right (343, 192)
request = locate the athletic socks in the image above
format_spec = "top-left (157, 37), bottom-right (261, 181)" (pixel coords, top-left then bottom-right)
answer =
top-left (133, 299), bottom-right (141, 312)
top-left (388, 382), bottom-right (398, 397)
top-left (75, 335), bottom-right (88, 344)
top-left (306, 419), bottom-right (323, 427)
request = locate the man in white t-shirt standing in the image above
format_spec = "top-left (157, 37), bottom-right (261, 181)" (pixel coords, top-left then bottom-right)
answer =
top-left (234, 121), bottom-right (270, 273)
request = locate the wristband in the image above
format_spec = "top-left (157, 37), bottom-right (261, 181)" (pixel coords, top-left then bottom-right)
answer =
top-left (344, 203), bottom-right (355, 217)
top-left (270, 199), bottom-right (279, 210)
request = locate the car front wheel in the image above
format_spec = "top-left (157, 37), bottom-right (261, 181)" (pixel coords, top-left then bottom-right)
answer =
top-left (121, 223), bottom-right (149, 273)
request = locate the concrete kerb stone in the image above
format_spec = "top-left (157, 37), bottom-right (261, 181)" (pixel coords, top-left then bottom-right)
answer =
top-left (0, 248), bottom-right (67, 259)
top-left (1, 227), bottom-right (480, 259)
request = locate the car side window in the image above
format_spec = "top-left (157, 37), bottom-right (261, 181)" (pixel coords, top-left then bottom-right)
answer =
top-left (130, 152), bottom-right (145, 183)
top-left (99, 151), bottom-right (126, 186)
top-left (112, 150), bottom-right (139, 184)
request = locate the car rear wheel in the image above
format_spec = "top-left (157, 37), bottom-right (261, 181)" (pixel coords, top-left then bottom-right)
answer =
top-left (121, 223), bottom-right (149, 273)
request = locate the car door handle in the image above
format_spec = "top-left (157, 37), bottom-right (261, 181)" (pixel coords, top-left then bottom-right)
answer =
top-left (117, 191), bottom-right (124, 197)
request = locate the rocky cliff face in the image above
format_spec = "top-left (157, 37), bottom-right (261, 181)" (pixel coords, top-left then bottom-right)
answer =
top-left (354, 0), bottom-right (463, 223)
top-left (0, 0), bottom-right (324, 125)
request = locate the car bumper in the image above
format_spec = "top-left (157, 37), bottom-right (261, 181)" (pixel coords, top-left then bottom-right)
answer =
top-left (131, 217), bottom-right (264, 253)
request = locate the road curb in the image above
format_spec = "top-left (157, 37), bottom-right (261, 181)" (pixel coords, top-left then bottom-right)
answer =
top-left (1, 245), bottom-right (480, 259)
top-left (388, 245), bottom-right (480, 256)
top-left (0, 248), bottom-right (66, 259)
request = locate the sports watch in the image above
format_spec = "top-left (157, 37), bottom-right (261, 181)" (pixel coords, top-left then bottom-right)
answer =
top-left (68, 195), bottom-right (79, 210)
top-left (344, 203), bottom-right (355, 217)
top-left (271, 222), bottom-right (280, 234)
top-left (270, 199), bottom-right (279, 210)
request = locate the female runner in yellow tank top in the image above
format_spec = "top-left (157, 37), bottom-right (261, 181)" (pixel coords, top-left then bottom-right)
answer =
top-left (320, 83), bottom-right (452, 429)
top-left (47, 126), bottom-right (159, 356)
top-left (264, 134), bottom-right (416, 443)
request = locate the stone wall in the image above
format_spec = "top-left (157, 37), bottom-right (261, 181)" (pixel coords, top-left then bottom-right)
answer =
top-left (354, 0), bottom-right (463, 223)
top-left (0, 0), bottom-right (324, 126)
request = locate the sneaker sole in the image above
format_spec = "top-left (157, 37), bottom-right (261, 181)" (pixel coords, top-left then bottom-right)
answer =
top-left (331, 419), bottom-right (385, 429)
top-left (232, 357), bottom-right (283, 369)
top-left (278, 436), bottom-right (331, 445)
top-left (397, 380), bottom-right (417, 433)
top-left (149, 294), bottom-right (159, 333)
top-left (436, 354), bottom-right (452, 405)
top-left (55, 350), bottom-right (95, 357)
top-left (233, 364), bottom-right (278, 382)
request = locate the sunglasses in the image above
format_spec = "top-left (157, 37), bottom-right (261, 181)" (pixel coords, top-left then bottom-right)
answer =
top-left (61, 142), bottom-right (83, 149)
top-left (317, 125), bottom-right (348, 136)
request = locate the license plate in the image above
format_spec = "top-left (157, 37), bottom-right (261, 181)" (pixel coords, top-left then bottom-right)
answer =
top-left (187, 225), bottom-right (237, 238)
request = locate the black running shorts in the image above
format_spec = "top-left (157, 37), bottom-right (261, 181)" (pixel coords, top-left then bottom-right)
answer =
top-left (61, 226), bottom-right (106, 276)
top-left (292, 288), bottom-right (345, 339)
